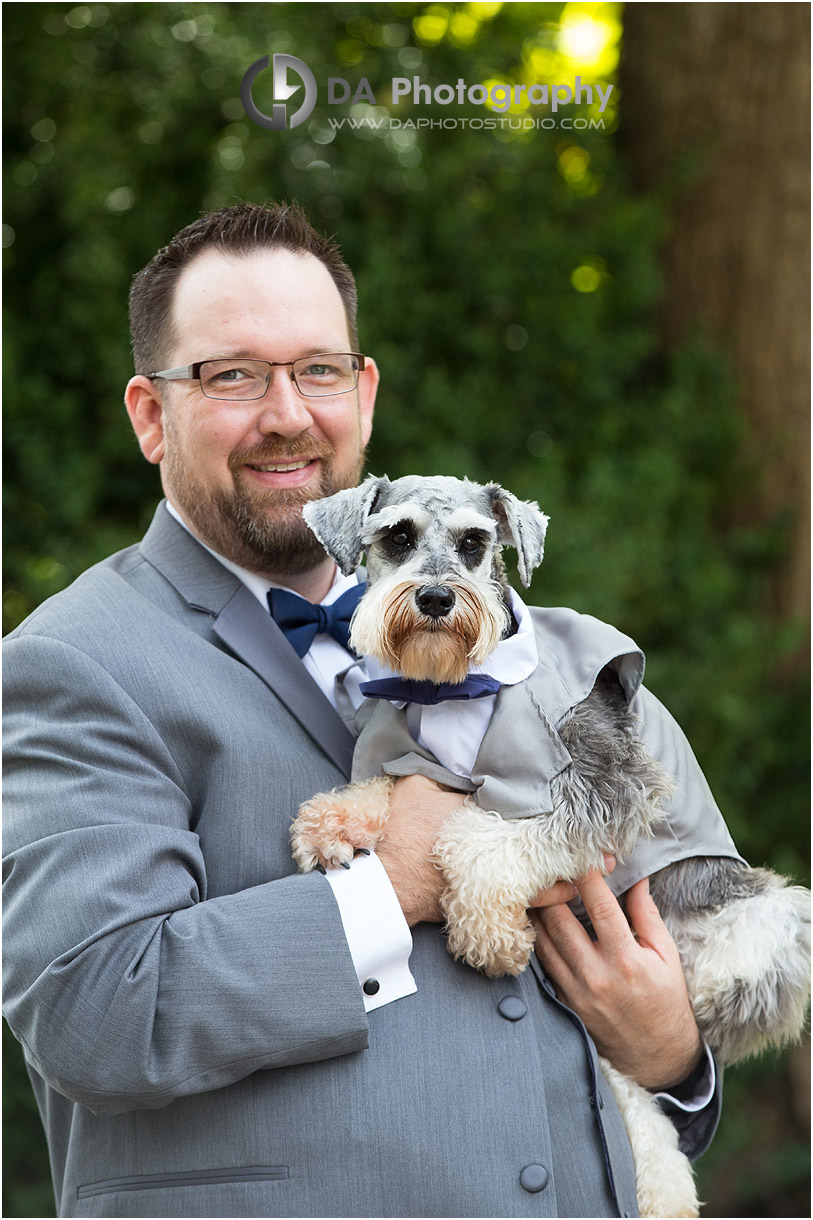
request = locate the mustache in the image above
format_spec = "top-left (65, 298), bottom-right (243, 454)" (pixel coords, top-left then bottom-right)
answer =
top-left (228, 435), bottom-right (333, 473)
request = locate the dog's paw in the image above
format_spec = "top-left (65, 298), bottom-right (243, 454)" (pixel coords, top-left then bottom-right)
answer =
top-left (291, 793), bottom-right (358, 871)
top-left (291, 778), bottom-right (393, 872)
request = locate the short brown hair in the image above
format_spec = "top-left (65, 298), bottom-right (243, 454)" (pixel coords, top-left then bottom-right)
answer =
top-left (128, 200), bottom-right (358, 374)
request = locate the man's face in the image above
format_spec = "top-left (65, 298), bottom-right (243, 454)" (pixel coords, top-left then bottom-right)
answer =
top-left (147, 246), bottom-right (377, 577)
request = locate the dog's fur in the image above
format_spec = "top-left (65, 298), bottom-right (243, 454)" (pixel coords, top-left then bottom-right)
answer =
top-left (291, 474), bottom-right (811, 1218)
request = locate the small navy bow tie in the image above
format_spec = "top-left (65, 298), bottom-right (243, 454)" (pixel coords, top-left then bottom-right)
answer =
top-left (268, 583), bottom-right (365, 658)
top-left (359, 674), bottom-right (502, 705)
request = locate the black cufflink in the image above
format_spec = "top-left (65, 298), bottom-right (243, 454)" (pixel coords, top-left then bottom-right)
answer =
top-left (362, 978), bottom-right (380, 996)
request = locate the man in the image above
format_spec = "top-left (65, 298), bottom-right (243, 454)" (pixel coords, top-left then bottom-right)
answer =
top-left (4, 202), bottom-right (742, 1218)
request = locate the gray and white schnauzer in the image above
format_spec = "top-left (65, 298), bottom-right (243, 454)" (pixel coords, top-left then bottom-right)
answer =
top-left (290, 473), bottom-right (810, 1218)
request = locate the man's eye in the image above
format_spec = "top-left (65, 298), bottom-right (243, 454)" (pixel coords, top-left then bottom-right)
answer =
top-left (213, 367), bottom-right (250, 382)
top-left (302, 363), bottom-right (335, 377)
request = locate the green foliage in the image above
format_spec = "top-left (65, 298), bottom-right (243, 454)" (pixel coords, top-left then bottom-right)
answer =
top-left (2, 1024), bottom-right (56, 1219)
top-left (3, 4), bottom-right (808, 1217)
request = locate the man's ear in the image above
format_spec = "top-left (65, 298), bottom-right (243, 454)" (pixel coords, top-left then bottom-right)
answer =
top-left (125, 377), bottom-right (166, 464)
top-left (357, 356), bottom-right (379, 448)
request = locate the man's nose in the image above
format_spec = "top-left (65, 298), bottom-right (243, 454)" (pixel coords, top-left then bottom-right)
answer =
top-left (256, 367), bottom-right (316, 436)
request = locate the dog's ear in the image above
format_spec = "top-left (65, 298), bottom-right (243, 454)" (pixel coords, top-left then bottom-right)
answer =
top-left (302, 475), bottom-right (390, 574)
top-left (485, 485), bottom-right (549, 587)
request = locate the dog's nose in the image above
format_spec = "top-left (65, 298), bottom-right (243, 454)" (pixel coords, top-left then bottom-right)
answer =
top-left (416, 585), bottom-right (455, 619)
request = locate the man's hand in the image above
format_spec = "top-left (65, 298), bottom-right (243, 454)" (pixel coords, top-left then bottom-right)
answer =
top-left (530, 867), bottom-right (703, 1091)
top-left (374, 776), bottom-right (468, 926)
top-left (376, 777), bottom-right (581, 928)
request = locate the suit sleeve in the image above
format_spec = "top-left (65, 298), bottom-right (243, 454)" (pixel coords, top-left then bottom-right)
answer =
top-left (658, 1048), bottom-right (724, 1161)
top-left (608, 683), bottom-right (738, 1155)
top-left (2, 634), bottom-right (370, 1116)
top-left (605, 683), bottom-right (744, 898)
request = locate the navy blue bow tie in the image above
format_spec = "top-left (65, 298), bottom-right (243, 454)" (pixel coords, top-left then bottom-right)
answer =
top-left (268, 583), bottom-right (365, 658)
top-left (359, 674), bottom-right (502, 705)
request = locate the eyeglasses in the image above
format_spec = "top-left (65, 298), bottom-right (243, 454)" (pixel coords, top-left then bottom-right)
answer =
top-left (145, 353), bottom-right (366, 400)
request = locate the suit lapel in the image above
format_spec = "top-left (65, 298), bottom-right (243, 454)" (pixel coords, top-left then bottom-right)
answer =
top-left (140, 502), bottom-right (355, 778)
top-left (212, 584), bottom-right (355, 776)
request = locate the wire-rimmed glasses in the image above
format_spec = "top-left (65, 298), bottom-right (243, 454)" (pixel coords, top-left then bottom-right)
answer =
top-left (146, 353), bottom-right (366, 400)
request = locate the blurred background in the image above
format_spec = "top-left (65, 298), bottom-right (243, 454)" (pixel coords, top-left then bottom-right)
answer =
top-left (3, 2), bottom-right (809, 1215)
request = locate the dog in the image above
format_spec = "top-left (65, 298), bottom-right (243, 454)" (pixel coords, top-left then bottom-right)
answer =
top-left (290, 473), bottom-right (810, 1218)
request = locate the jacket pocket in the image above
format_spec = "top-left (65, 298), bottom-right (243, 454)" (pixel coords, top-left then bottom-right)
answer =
top-left (77, 1166), bottom-right (289, 1199)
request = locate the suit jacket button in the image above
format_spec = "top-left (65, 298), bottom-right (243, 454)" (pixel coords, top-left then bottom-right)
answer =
top-left (497, 995), bottom-right (527, 1021)
top-left (520, 1164), bottom-right (549, 1193)
top-left (362, 978), bottom-right (380, 996)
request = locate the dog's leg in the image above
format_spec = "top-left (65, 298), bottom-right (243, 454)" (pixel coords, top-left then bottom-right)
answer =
top-left (432, 804), bottom-right (584, 977)
top-left (443, 886), bottom-right (536, 978)
top-left (291, 775), bottom-right (395, 871)
top-left (599, 1057), bottom-right (700, 1218)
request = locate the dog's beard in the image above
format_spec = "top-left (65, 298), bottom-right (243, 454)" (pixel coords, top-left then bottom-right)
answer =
top-left (352, 578), bottom-right (508, 684)
top-left (396, 630), bottom-right (473, 685)
top-left (163, 433), bottom-right (366, 577)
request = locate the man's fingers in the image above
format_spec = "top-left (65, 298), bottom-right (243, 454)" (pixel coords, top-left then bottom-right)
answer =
top-left (536, 893), bottom-right (597, 973)
top-left (574, 869), bottom-right (635, 958)
top-left (624, 877), bottom-right (674, 956)
top-left (528, 880), bottom-right (579, 908)
top-left (529, 909), bottom-right (576, 992)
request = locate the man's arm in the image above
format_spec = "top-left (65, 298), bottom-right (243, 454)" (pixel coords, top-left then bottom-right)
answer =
top-left (1, 638), bottom-right (460, 1114)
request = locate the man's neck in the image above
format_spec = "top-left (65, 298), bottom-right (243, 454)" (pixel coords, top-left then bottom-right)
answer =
top-left (275, 562), bottom-right (339, 603)
top-left (164, 499), bottom-right (338, 604)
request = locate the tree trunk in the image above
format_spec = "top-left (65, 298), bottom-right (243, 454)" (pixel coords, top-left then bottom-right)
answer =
top-left (620, 2), bottom-right (810, 624)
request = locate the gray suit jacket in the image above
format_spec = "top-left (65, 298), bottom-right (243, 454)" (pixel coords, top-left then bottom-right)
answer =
top-left (4, 502), bottom-right (724, 1219)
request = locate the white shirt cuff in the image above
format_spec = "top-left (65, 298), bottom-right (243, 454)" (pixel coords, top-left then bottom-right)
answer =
top-left (653, 1041), bottom-right (716, 1112)
top-left (325, 850), bottom-right (416, 1012)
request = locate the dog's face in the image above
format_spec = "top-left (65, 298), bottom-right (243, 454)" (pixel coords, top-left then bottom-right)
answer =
top-left (303, 475), bottom-right (549, 683)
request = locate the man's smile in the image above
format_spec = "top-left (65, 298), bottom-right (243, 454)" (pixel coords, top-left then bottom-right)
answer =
top-left (247, 460), bottom-right (313, 473)
top-left (239, 455), bottom-right (324, 491)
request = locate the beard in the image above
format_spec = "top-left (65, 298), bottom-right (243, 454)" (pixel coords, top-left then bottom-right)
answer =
top-left (163, 430), bottom-right (367, 577)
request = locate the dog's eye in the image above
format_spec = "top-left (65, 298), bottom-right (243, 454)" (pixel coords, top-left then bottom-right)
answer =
top-left (390, 529), bottom-right (411, 548)
top-left (459, 533), bottom-right (483, 555)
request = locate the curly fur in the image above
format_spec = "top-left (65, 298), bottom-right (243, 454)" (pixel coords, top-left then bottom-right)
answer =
top-left (552, 669), bottom-right (676, 863)
top-left (292, 776), bottom-right (393, 871)
top-left (431, 672), bottom-right (675, 977)
top-left (599, 1057), bottom-right (700, 1218)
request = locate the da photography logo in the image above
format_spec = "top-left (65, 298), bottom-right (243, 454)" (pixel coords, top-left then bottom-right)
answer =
top-left (241, 54), bottom-right (316, 131)
top-left (241, 53), bottom-right (614, 134)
